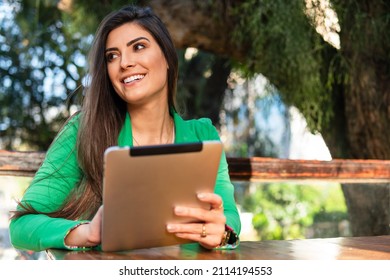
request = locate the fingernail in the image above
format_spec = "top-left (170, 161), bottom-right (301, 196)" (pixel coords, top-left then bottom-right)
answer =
top-left (197, 193), bottom-right (206, 199)
top-left (175, 206), bottom-right (184, 214)
top-left (166, 224), bottom-right (176, 232)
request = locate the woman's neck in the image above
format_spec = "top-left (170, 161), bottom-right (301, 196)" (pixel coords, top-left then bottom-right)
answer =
top-left (128, 104), bottom-right (174, 146)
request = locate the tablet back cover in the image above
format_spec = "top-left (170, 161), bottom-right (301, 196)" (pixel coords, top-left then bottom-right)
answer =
top-left (101, 141), bottom-right (222, 251)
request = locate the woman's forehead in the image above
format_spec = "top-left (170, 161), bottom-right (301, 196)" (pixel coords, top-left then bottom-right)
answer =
top-left (106, 22), bottom-right (154, 46)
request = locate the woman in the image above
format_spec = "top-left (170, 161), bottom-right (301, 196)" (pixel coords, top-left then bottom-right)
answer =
top-left (10, 5), bottom-right (240, 251)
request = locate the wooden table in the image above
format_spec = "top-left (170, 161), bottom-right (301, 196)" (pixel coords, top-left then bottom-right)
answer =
top-left (47, 235), bottom-right (390, 260)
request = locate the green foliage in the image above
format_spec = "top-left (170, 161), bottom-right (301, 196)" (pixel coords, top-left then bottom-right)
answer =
top-left (231, 0), bottom-right (334, 132)
top-left (0, 0), bottom-right (88, 150)
top-left (64, 0), bottom-right (139, 36)
top-left (176, 49), bottom-right (216, 118)
top-left (332, 0), bottom-right (390, 56)
top-left (0, 0), bottom-right (143, 150)
top-left (243, 182), bottom-right (348, 240)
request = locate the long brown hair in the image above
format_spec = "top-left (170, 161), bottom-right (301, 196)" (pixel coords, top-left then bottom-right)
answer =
top-left (13, 5), bottom-right (179, 220)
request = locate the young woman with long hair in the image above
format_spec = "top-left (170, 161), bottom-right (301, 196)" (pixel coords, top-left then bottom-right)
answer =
top-left (10, 4), bottom-right (240, 251)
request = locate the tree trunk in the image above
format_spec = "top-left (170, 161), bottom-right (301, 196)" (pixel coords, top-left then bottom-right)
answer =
top-left (143, 0), bottom-right (244, 60)
top-left (341, 183), bottom-right (389, 236)
top-left (334, 0), bottom-right (390, 236)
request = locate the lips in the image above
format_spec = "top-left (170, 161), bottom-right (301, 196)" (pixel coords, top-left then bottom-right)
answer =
top-left (122, 74), bottom-right (145, 84)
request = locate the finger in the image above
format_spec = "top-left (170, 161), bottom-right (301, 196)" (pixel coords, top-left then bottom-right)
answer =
top-left (197, 193), bottom-right (224, 211)
top-left (166, 222), bottom-right (224, 236)
top-left (175, 233), bottom-right (222, 249)
top-left (168, 222), bottom-right (225, 249)
top-left (173, 206), bottom-right (226, 224)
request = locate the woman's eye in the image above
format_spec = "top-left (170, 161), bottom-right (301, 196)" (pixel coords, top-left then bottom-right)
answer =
top-left (106, 53), bottom-right (119, 62)
top-left (134, 43), bottom-right (146, 51)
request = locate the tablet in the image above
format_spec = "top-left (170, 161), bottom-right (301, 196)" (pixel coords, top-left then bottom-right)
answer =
top-left (101, 141), bottom-right (223, 251)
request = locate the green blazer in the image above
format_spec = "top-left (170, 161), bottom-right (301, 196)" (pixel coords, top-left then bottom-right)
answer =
top-left (10, 112), bottom-right (241, 251)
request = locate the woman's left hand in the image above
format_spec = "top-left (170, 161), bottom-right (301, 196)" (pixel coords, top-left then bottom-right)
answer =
top-left (166, 193), bottom-right (226, 249)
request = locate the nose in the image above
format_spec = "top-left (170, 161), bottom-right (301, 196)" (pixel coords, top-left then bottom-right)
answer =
top-left (120, 52), bottom-right (135, 69)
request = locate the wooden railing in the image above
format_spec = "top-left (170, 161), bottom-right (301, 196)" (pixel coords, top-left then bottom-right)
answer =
top-left (1, 150), bottom-right (390, 182)
top-left (227, 157), bottom-right (390, 182)
top-left (0, 150), bottom-right (46, 177)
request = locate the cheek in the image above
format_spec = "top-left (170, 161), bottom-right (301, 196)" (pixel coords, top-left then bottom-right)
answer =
top-left (152, 58), bottom-right (169, 81)
top-left (153, 65), bottom-right (168, 86)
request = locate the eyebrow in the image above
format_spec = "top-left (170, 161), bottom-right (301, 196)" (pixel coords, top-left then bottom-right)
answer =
top-left (127, 36), bottom-right (150, 47)
top-left (105, 36), bottom-right (150, 53)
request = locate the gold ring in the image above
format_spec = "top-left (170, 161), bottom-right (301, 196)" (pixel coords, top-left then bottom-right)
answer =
top-left (201, 223), bottom-right (207, 238)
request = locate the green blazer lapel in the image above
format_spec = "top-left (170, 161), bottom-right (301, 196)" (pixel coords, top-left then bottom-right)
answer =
top-left (118, 113), bottom-right (133, 147)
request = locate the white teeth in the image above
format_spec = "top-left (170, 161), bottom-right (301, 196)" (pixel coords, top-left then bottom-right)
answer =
top-left (123, 75), bottom-right (145, 84)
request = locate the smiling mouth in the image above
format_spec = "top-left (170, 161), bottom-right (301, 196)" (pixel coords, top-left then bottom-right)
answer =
top-left (123, 74), bottom-right (145, 84)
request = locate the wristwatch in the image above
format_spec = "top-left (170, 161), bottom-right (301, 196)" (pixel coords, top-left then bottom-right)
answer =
top-left (218, 225), bottom-right (238, 247)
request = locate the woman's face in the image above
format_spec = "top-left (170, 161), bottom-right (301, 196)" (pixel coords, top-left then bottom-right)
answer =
top-left (105, 22), bottom-right (169, 107)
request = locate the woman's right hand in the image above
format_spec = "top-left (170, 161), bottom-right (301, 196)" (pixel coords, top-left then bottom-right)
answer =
top-left (64, 206), bottom-right (103, 248)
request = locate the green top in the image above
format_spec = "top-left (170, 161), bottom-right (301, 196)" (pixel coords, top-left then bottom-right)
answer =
top-left (10, 112), bottom-right (241, 252)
